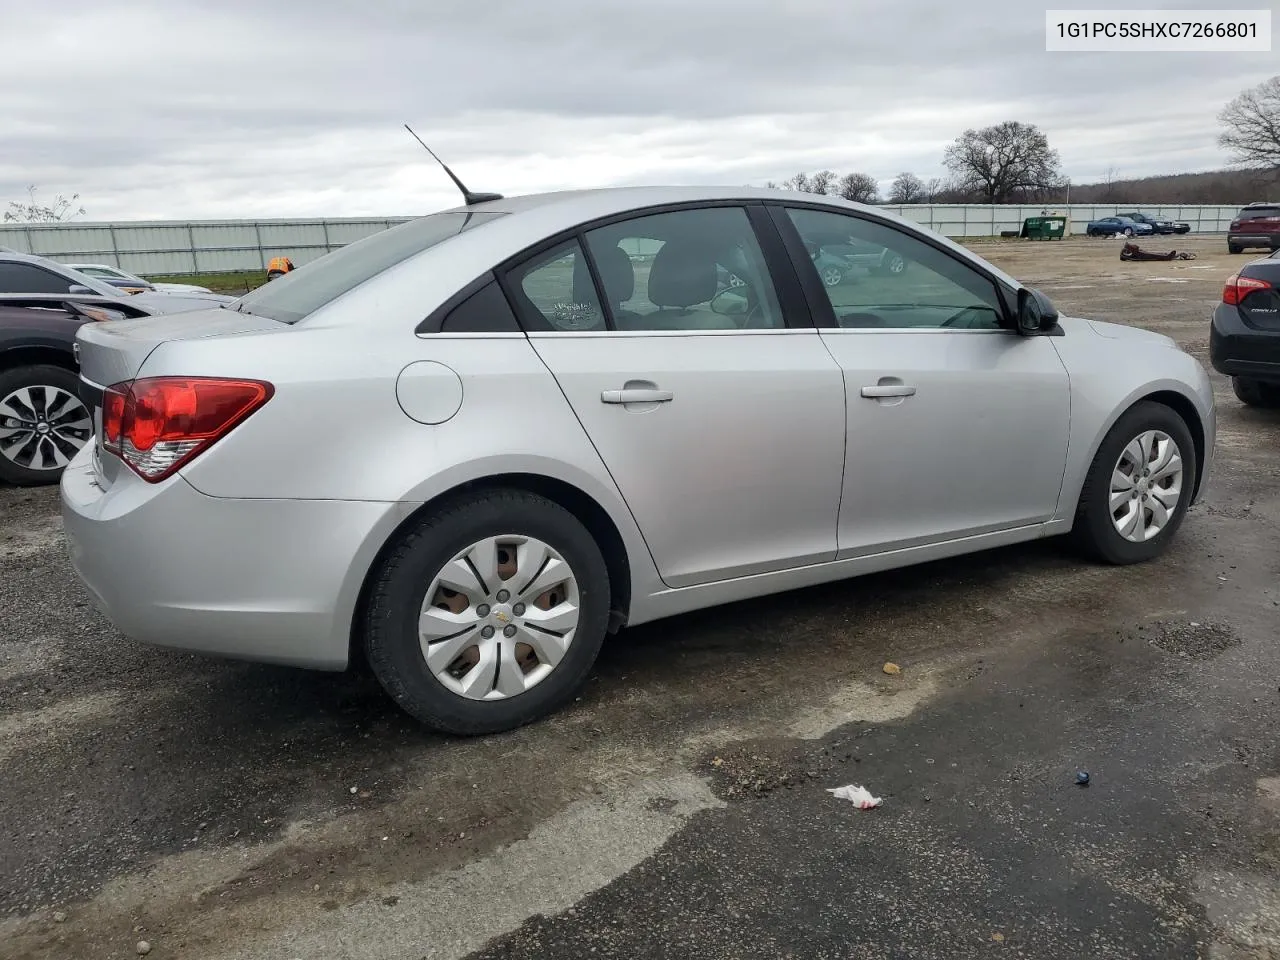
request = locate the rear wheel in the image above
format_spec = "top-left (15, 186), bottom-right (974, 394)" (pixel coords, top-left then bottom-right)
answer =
top-left (363, 489), bottom-right (611, 735)
top-left (1071, 401), bottom-right (1196, 565)
top-left (821, 265), bottom-right (844, 287)
top-left (0, 364), bottom-right (92, 486)
top-left (1228, 243), bottom-right (1243, 254)
top-left (1232, 376), bottom-right (1280, 408)
top-left (1123, 227), bottom-right (1134, 237)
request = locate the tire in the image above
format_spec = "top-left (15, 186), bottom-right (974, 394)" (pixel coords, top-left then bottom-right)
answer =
top-left (878, 252), bottom-right (906, 277)
top-left (821, 265), bottom-right (844, 287)
top-left (0, 364), bottom-right (92, 486)
top-left (1228, 243), bottom-right (1243, 254)
top-left (1123, 227), bottom-right (1134, 237)
top-left (1071, 401), bottom-right (1197, 565)
top-left (362, 489), bottom-right (611, 735)
top-left (1232, 376), bottom-right (1280, 408)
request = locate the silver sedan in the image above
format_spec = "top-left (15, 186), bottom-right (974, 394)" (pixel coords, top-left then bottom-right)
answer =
top-left (61, 186), bottom-right (1216, 735)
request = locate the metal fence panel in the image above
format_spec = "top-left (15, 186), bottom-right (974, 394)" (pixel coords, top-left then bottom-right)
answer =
top-left (0, 205), bottom-right (1246, 276)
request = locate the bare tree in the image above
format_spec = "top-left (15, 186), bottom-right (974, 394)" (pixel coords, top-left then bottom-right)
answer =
top-left (943, 121), bottom-right (1063, 203)
top-left (779, 172), bottom-right (811, 192)
top-left (923, 177), bottom-right (943, 202)
top-left (3, 185), bottom-right (86, 223)
top-left (807, 169), bottom-right (838, 195)
top-left (837, 172), bottom-right (880, 203)
top-left (1219, 75), bottom-right (1280, 170)
top-left (1099, 165), bottom-right (1120, 201)
top-left (887, 172), bottom-right (925, 204)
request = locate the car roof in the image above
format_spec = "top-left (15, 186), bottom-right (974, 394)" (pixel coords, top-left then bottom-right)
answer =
top-left (429, 185), bottom-right (1024, 290)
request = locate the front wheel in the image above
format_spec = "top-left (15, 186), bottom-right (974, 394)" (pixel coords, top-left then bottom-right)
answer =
top-left (362, 489), bottom-right (611, 735)
top-left (1232, 376), bottom-right (1280, 408)
top-left (1123, 227), bottom-right (1134, 237)
top-left (0, 364), bottom-right (93, 486)
top-left (1071, 402), bottom-right (1196, 565)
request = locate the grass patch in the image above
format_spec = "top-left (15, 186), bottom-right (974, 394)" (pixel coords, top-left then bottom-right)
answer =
top-left (148, 269), bottom-right (266, 296)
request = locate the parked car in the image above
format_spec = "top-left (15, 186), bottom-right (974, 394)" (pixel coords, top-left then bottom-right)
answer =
top-left (65, 263), bottom-right (214, 295)
top-left (0, 252), bottom-right (232, 313)
top-left (1210, 249), bottom-right (1280, 407)
top-left (1227, 202), bottom-right (1280, 254)
top-left (62, 186), bottom-right (1216, 735)
top-left (1116, 212), bottom-right (1190, 235)
top-left (1085, 216), bottom-right (1154, 238)
top-left (0, 297), bottom-right (128, 485)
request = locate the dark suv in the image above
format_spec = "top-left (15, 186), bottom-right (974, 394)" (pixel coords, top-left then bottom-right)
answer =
top-left (1227, 203), bottom-right (1280, 254)
top-left (1210, 251), bottom-right (1280, 407)
top-left (1116, 212), bottom-right (1190, 235)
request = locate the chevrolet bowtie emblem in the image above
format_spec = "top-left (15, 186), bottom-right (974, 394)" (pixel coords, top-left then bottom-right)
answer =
top-left (495, 611), bottom-right (511, 623)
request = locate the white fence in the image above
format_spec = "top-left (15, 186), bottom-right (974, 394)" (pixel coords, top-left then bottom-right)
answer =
top-left (0, 203), bottom-right (1241, 277)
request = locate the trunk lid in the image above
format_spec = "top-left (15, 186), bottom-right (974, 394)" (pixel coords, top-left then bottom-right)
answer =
top-left (75, 307), bottom-right (280, 386)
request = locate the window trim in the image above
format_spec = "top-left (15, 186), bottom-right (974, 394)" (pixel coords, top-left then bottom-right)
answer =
top-left (415, 270), bottom-right (496, 335)
top-left (764, 200), bottom-right (1020, 332)
top-left (495, 199), bottom-right (817, 335)
top-left (502, 236), bottom-right (610, 334)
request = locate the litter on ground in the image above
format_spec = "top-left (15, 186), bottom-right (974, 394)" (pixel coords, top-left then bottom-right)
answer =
top-left (827, 784), bottom-right (883, 809)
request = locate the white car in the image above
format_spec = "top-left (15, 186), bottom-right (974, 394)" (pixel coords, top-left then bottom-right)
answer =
top-left (65, 263), bottom-right (213, 295)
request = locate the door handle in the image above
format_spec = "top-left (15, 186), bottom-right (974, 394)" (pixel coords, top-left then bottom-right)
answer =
top-left (601, 388), bottom-right (673, 404)
top-left (860, 384), bottom-right (916, 398)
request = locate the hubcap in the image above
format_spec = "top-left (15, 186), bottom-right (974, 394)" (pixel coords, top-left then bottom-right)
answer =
top-left (0, 384), bottom-right (92, 473)
top-left (418, 535), bottom-right (580, 701)
top-left (1109, 429), bottom-right (1183, 542)
top-left (888, 256), bottom-right (905, 274)
top-left (823, 267), bottom-right (842, 286)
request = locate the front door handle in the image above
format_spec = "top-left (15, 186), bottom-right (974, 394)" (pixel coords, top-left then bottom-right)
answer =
top-left (860, 384), bottom-right (916, 398)
top-left (601, 388), bottom-right (673, 404)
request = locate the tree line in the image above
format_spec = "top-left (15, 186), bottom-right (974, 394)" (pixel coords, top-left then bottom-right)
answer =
top-left (770, 73), bottom-right (1279, 206)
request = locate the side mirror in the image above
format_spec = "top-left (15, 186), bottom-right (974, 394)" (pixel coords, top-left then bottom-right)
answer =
top-left (68, 284), bottom-right (94, 295)
top-left (1016, 287), bottom-right (1059, 336)
top-left (710, 288), bottom-right (749, 317)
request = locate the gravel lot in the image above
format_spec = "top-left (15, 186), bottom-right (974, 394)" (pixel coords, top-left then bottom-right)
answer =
top-left (3, 234), bottom-right (1280, 959)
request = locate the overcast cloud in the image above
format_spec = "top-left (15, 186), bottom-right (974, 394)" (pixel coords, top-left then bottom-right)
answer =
top-left (1, 0), bottom-right (1276, 220)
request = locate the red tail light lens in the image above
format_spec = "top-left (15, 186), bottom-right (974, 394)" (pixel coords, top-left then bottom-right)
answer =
top-left (99, 377), bottom-right (273, 482)
top-left (1223, 274), bottom-right (1273, 306)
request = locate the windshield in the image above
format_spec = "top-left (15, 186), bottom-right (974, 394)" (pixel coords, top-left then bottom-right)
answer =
top-left (233, 210), bottom-right (505, 324)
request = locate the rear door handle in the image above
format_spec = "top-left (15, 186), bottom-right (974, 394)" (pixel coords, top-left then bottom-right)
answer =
top-left (601, 388), bottom-right (673, 404)
top-left (860, 384), bottom-right (916, 398)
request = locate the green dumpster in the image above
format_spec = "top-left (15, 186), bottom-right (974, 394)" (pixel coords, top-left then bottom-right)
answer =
top-left (1021, 216), bottom-right (1066, 240)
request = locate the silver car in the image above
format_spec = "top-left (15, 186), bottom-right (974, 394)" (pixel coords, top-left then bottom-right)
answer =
top-left (61, 186), bottom-right (1216, 735)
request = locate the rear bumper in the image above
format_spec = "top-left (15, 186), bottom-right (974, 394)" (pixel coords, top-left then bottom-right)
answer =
top-left (60, 446), bottom-right (410, 670)
top-left (1228, 233), bottom-right (1280, 249)
top-left (1210, 305), bottom-right (1280, 382)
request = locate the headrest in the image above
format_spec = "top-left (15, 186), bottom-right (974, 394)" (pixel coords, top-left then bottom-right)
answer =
top-left (592, 243), bottom-right (635, 303)
top-left (648, 239), bottom-right (717, 309)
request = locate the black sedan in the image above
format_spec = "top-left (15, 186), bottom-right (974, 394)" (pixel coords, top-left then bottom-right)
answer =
top-left (1210, 251), bottom-right (1280, 407)
top-left (1117, 212), bottom-right (1191, 235)
top-left (0, 296), bottom-right (133, 485)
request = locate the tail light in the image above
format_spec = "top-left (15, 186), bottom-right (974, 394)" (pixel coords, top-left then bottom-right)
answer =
top-left (1222, 274), bottom-right (1273, 306)
top-left (101, 377), bottom-right (273, 482)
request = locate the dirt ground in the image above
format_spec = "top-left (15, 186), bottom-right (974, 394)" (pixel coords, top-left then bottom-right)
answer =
top-left (3, 234), bottom-right (1279, 960)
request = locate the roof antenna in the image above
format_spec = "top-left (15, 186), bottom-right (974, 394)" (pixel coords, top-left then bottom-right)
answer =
top-left (404, 124), bottom-right (502, 205)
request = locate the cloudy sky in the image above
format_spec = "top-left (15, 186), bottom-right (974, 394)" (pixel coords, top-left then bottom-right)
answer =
top-left (2, 0), bottom-right (1276, 221)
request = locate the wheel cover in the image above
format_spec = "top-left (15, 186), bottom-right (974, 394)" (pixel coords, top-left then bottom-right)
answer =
top-left (822, 267), bottom-right (842, 286)
top-left (419, 535), bottom-right (581, 701)
top-left (887, 255), bottom-right (905, 274)
top-left (0, 384), bottom-right (92, 473)
top-left (1109, 430), bottom-right (1183, 543)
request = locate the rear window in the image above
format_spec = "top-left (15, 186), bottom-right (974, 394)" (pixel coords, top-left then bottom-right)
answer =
top-left (234, 210), bottom-right (505, 324)
top-left (1238, 206), bottom-right (1280, 221)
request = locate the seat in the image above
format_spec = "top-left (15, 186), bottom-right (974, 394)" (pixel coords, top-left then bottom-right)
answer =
top-left (644, 238), bottom-right (719, 329)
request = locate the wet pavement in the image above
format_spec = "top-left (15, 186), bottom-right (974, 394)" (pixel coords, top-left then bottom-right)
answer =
top-left (2, 235), bottom-right (1279, 959)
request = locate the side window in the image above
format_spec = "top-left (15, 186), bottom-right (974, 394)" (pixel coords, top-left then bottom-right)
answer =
top-left (583, 206), bottom-right (784, 331)
top-left (438, 278), bottom-right (521, 333)
top-left (785, 208), bottom-right (1006, 331)
top-left (0, 263), bottom-right (75, 295)
top-left (509, 239), bottom-right (606, 332)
